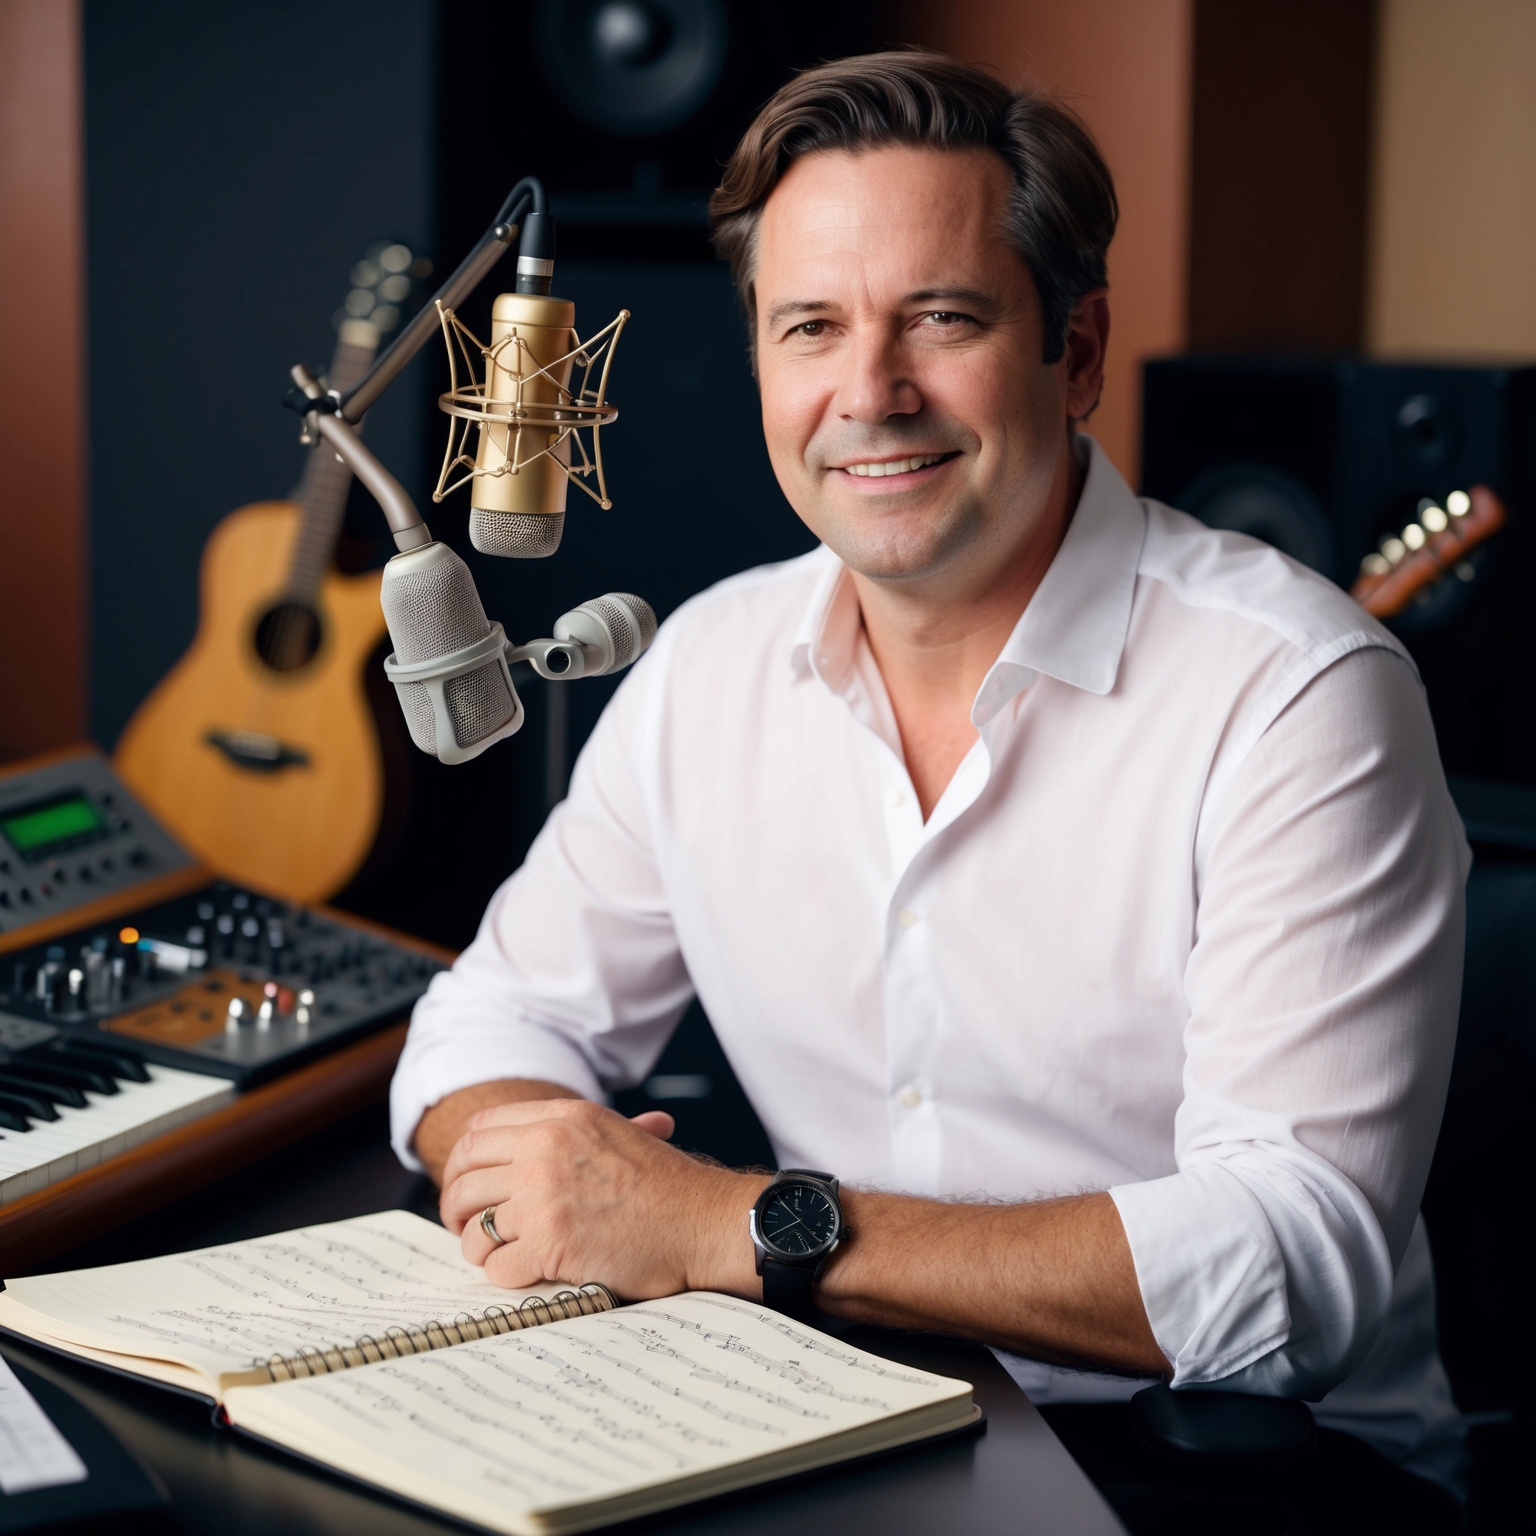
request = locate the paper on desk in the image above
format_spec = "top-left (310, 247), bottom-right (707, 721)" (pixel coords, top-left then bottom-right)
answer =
top-left (0, 1355), bottom-right (88, 1494)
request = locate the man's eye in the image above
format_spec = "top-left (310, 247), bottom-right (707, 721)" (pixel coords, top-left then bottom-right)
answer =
top-left (795, 321), bottom-right (827, 337)
top-left (923, 311), bottom-right (970, 327)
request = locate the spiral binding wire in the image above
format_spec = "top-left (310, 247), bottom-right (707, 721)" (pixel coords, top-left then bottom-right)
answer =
top-left (263, 1283), bottom-right (617, 1382)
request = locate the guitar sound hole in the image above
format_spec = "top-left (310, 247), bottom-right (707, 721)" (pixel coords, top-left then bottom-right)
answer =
top-left (254, 603), bottom-right (322, 673)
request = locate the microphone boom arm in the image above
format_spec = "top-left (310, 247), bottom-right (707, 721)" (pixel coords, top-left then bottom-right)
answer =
top-left (290, 364), bottom-right (433, 551)
top-left (289, 177), bottom-right (551, 427)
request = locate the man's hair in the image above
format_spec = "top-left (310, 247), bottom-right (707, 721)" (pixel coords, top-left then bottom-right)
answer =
top-left (709, 51), bottom-right (1118, 364)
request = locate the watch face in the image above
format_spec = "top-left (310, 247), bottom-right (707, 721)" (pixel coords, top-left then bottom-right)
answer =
top-left (758, 1182), bottom-right (839, 1259)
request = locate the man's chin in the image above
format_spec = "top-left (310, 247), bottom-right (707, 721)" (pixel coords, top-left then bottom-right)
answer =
top-left (820, 514), bottom-right (982, 587)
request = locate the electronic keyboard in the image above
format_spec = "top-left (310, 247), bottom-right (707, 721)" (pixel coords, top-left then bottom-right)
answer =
top-left (0, 746), bottom-right (449, 1269)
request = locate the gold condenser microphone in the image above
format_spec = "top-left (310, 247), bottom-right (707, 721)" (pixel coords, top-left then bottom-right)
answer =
top-left (468, 288), bottom-right (577, 558)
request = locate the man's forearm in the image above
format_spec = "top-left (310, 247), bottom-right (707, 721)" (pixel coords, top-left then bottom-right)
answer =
top-left (413, 1079), bottom-right (582, 1184)
top-left (809, 1188), bottom-right (1168, 1378)
top-left (433, 1093), bottom-right (1169, 1381)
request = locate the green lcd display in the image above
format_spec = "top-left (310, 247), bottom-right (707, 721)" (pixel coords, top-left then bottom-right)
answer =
top-left (0, 792), bottom-right (109, 861)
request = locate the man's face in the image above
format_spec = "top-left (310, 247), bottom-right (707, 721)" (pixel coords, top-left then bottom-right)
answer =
top-left (753, 145), bottom-right (1077, 591)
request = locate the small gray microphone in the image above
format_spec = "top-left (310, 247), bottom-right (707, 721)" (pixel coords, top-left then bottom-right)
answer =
top-left (379, 542), bottom-right (524, 764)
top-left (509, 594), bottom-right (658, 681)
top-left (554, 594), bottom-right (657, 675)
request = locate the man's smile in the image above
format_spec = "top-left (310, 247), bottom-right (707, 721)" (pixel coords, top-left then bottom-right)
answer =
top-left (828, 451), bottom-right (962, 487)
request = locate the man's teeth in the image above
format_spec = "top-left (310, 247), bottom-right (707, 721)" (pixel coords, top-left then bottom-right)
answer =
top-left (842, 454), bottom-right (946, 477)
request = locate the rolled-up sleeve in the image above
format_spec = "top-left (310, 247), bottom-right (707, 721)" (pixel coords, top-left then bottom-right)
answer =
top-left (1109, 644), bottom-right (1467, 1398)
top-left (389, 637), bottom-right (692, 1170)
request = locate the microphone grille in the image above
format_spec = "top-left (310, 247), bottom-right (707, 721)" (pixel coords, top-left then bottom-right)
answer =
top-left (380, 543), bottom-right (490, 663)
top-left (394, 663), bottom-right (518, 758)
top-left (587, 593), bottom-right (657, 669)
top-left (616, 593), bottom-right (658, 650)
top-left (396, 681), bottom-right (439, 754)
top-left (469, 508), bottom-right (565, 559)
top-left (444, 665), bottom-right (517, 749)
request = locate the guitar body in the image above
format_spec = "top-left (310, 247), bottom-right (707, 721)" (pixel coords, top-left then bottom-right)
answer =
top-left (115, 502), bottom-right (387, 903)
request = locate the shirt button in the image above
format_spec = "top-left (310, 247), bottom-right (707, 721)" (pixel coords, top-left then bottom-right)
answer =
top-left (899, 1086), bottom-right (922, 1108)
top-left (896, 908), bottom-right (919, 929)
top-left (887, 787), bottom-right (906, 808)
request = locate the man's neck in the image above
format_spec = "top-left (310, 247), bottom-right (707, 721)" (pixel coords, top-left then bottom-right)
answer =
top-left (851, 434), bottom-right (1085, 820)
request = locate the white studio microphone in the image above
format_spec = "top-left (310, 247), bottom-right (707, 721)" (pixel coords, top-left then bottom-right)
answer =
top-left (379, 543), bottom-right (657, 762)
top-left (379, 542), bottom-right (523, 765)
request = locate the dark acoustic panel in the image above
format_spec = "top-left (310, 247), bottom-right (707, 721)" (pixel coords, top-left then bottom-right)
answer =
top-left (83, 0), bottom-right (437, 752)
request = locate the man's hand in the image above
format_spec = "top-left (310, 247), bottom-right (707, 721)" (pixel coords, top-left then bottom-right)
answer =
top-left (438, 1098), bottom-right (769, 1297)
top-left (414, 1078), bottom-right (577, 1185)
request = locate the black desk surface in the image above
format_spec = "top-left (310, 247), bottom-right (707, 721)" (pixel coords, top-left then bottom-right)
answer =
top-left (0, 1106), bottom-right (1125, 1535)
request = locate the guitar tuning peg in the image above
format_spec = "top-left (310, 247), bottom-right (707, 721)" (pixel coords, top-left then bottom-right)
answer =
top-left (1447, 489), bottom-right (1471, 516)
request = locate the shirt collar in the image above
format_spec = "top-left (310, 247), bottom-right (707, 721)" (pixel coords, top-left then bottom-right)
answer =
top-left (789, 435), bottom-right (1146, 721)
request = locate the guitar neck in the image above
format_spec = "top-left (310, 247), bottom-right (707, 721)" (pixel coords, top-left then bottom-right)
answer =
top-left (285, 329), bottom-right (379, 602)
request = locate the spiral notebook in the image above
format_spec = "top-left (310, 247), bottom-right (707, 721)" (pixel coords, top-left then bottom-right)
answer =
top-left (0, 1211), bottom-right (976, 1535)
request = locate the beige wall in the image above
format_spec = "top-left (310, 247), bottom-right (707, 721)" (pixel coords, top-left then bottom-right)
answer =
top-left (0, 0), bottom-right (87, 758)
top-left (903, 0), bottom-right (1193, 481)
top-left (1369, 0), bottom-right (1536, 357)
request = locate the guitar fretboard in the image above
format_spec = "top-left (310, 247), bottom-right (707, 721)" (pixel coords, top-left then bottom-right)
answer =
top-left (284, 332), bottom-right (377, 604)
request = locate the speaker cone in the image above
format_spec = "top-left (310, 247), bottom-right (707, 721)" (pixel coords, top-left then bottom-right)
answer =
top-left (1178, 463), bottom-right (1338, 580)
top-left (535, 0), bottom-right (728, 137)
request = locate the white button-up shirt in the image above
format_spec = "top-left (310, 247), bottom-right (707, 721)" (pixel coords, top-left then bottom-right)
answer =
top-left (392, 438), bottom-right (1468, 1489)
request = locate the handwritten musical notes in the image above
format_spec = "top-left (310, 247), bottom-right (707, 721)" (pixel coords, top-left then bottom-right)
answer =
top-left (0, 1210), bottom-right (588, 1390)
top-left (226, 1292), bottom-right (972, 1535)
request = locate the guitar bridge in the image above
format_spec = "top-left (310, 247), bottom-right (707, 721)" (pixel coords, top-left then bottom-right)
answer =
top-left (204, 729), bottom-right (310, 773)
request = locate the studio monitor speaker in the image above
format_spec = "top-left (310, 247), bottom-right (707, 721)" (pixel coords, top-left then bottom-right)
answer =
top-left (1141, 356), bottom-right (1536, 784)
top-left (441, 2), bottom-right (894, 260)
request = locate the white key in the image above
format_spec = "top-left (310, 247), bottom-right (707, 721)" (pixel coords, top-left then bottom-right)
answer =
top-left (0, 1064), bottom-right (234, 1206)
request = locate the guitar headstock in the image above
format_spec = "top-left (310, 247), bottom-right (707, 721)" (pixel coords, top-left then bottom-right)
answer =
top-left (331, 239), bottom-right (434, 349)
top-left (1350, 485), bottom-right (1507, 621)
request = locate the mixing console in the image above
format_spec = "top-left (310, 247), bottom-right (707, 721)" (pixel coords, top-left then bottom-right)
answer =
top-left (0, 749), bottom-right (448, 1227)
top-left (0, 881), bottom-right (443, 1087)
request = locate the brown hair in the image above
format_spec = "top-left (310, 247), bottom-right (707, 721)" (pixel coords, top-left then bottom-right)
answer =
top-left (709, 51), bottom-right (1118, 364)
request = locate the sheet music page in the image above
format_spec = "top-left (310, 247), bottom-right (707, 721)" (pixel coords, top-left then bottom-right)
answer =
top-left (225, 1291), bottom-right (972, 1534)
top-left (1, 1211), bottom-right (573, 1383)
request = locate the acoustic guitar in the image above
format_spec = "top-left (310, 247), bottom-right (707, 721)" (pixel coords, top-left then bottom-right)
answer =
top-left (115, 243), bottom-right (428, 904)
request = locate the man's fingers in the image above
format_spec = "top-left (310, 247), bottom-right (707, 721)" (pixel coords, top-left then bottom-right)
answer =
top-left (629, 1110), bottom-right (675, 1140)
top-left (441, 1166), bottom-right (519, 1238)
top-left (462, 1204), bottom-right (515, 1267)
top-left (440, 1127), bottom-right (523, 1192)
top-left (466, 1097), bottom-right (599, 1132)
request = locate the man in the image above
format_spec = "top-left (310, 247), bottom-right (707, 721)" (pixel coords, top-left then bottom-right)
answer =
top-left (391, 52), bottom-right (1467, 1523)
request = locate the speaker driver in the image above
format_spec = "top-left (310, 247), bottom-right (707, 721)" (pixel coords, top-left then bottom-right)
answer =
top-left (1394, 393), bottom-right (1458, 471)
top-left (535, 0), bottom-right (729, 137)
top-left (1178, 463), bottom-right (1338, 579)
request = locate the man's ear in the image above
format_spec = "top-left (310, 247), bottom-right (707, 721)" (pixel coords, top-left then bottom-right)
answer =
top-left (1063, 288), bottom-right (1110, 423)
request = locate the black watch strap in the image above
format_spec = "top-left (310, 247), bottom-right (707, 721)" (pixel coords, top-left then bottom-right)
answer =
top-left (761, 1257), bottom-right (817, 1318)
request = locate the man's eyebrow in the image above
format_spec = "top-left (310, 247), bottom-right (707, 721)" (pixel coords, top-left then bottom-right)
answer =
top-left (763, 289), bottom-right (1002, 329)
top-left (905, 287), bottom-right (997, 310)
top-left (763, 299), bottom-right (834, 329)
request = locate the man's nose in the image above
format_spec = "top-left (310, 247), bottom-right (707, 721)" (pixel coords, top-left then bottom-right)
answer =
top-left (834, 327), bottom-right (921, 424)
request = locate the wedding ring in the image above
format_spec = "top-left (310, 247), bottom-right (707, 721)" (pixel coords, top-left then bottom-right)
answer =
top-left (480, 1205), bottom-right (508, 1247)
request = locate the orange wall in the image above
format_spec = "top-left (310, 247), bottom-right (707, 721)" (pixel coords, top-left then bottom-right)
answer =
top-left (902, 0), bottom-right (1192, 483)
top-left (0, 0), bottom-right (87, 757)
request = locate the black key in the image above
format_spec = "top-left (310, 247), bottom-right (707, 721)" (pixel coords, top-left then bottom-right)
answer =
top-left (0, 1106), bottom-right (30, 1133)
top-left (9, 1058), bottom-right (118, 1095)
top-left (52, 1044), bottom-right (150, 1083)
top-left (0, 1088), bottom-right (58, 1121)
top-left (0, 1067), bottom-right (90, 1108)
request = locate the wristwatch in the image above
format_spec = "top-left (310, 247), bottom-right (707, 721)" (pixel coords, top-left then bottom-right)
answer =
top-left (749, 1169), bottom-right (848, 1318)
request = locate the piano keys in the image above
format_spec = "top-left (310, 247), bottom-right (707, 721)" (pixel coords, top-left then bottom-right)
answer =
top-left (0, 1042), bottom-right (233, 1206)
